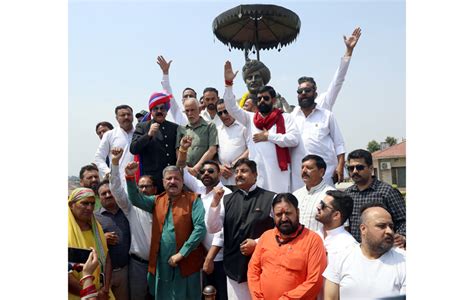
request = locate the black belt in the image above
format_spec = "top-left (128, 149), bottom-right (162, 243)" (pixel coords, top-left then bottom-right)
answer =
top-left (130, 253), bottom-right (149, 264)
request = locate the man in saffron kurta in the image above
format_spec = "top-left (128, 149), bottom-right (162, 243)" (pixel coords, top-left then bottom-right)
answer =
top-left (247, 193), bottom-right (327, 300)
top-left (125, 162), bottom-right (206, 300)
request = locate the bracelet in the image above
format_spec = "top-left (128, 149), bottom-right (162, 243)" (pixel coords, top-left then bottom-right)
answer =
top-left (79, 284), bottom-right (97, 297)
top-left (178, 147), bottom-right (188, 153)
top-left (79, 275), bottom-right (95, 286)
top-left (225, 80), bottom-right (233, 86)
top-left (125, 174), bottom-right (135, 181)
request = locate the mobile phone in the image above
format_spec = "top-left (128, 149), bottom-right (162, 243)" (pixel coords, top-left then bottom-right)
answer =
top-left (68, 247), bottom-right (92, 263)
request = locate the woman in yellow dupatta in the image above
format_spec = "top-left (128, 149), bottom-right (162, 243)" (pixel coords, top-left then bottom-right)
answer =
top-left (68, 188), bottom-right (115, 300)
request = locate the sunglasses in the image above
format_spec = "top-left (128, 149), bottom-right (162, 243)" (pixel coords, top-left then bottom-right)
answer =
top-left (257, 95), bottom-right (271, 102)
top-left (217, 109), bottom-right (229, 116)
top-left (297, 87), bottom-right (313, 94)
top-left (152, 105), bottom-right (168, 112)
top-left (199, 168), bottom-right (215, 175)
top-left (319, 200), bottom-right (336, 211)
top-left (347, 165), bottom-right (367, 172)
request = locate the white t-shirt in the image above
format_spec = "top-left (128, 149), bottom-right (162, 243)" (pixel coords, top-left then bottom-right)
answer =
top-left (323, 244), bottom-right (406, 300)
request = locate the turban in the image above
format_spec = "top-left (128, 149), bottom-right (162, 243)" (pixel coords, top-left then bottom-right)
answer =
top-left (68, 187), bottom-right (95, 204)
top-left (149, 90), bottom-right (172, 111)
top-left (242, 60), bottom-right (271, 85)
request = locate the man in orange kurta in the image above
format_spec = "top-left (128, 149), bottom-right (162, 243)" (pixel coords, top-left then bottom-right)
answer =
top-left (247, 193), bottom-right (327, 300)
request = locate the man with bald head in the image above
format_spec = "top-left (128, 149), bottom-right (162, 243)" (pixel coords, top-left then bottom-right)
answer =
top-left (323, 203), bottom-right (406, 300)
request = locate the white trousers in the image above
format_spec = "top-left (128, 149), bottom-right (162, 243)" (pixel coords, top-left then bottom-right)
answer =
top-left (226, 277), bottom-right (251, 300)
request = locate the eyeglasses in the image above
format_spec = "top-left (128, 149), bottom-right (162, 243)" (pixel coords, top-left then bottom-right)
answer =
top-left (217, 109), bottom-right (229, 116)
top-left (199, 168), bottom-right (216, 175)
top-left (347, 165), bottom-right (367, 172)
top-left (138, 184), bottom-right (154, 189)
top-left (152, 105), bottom-right (168, 112)
top-left (297, 87), bottom-right (313, 94)
top-left (319, 200), bottom-right (336, 211)
top-left (257, 95), bottom-right (271, 102)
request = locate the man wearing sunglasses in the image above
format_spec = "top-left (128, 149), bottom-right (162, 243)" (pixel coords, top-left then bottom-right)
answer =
top-left (290, 27), bottom-right (362, 191)
top-left (223, 61), bottom-right (299, 194)
top-left (176, 136), bottom-right (232, 300)
top-left (345, 149), bottom-right (406, 248)
top-left (130, 90), bottom-right (179, 194)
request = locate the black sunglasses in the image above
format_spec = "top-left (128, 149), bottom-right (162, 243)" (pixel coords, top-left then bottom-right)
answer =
top-left (319, 200), bottom-right (336, 211)
top-left (347, 165), bottom-right (367, 172)
top-left (297, 87), bottom-right (313, 94)
top-left (199, 168), bottom-right (215, 175)
top-left (257, 95), bottom-right (271, 101)
top-left (217, 109), bottom-right (229, 116)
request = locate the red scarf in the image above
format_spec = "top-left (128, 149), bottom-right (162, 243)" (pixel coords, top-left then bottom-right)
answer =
top-left (253, 109), bottom-right (291, 171)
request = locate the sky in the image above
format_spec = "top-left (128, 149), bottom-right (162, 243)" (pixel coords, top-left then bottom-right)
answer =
top-left (68, 0), bottom-right (406, 176)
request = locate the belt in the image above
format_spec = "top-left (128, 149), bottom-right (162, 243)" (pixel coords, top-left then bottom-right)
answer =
top-left (130, 253), bottom-right (149, 264)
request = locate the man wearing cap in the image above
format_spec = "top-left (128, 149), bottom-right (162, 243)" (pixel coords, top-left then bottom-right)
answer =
top-left (135, 110), bottom-right (148, 123)
top-left (130, 91), bottom-right (179, 194)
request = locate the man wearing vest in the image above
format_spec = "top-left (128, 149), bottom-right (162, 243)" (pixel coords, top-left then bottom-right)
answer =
top-left (125, 161), bottom-right (206, 300)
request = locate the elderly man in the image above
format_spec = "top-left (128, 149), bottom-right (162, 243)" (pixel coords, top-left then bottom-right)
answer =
top-left (215, 99), bottom-right (249, 186)
top-left (323, 203), bottom-right (406, 299)
top-left (95, 104), bottom-right (135, 184)
top-left (130, 90), bottom-right (179, 194)
top-left (177, 136), bottom-right (232, 300)
top-left (68, 187), bottom-right (112, 300)
top-left (293, 155), bottom-right (335, 234)
top-left (290, 27), bottom-right (362, 189)
top-left (247, 193), bottom-right (327, 300)
top-left (345, 149), bottom-right (406, 247)
top-left (94, 180), bottom-right (131, 300)
top-left (109, 147), bottom-right (155, 300)
top-left (125, 162), bottom-right (206, 300)
top-left (223, 61), bottom-right (299, 193)
top-left (207, 158), bottom-right (275, 300)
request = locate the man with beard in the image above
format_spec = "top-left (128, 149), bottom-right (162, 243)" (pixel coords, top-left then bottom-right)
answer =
top-left (95, 104), bottom-right (135, 186)
top-left (223, 61), bottom-right (299, 193)
top-left (345, 149), bottom-right (406, 247)
top-left (125, 162), bottom-right (206, 300)
top-left (290, 27), bottom-right (362, 190)
top-left (79, 164), bottom-right (102, 211)
top-left (130, 90), bottom-right (179, 194)
top-left (247, 193), bottom-right (327, 300)
top-left (207, 158), bottom-right (275, 300)
top-left (176, 136), bottom-right (232, 300)
top-left (94, 180), bottom-right (131, 300)
top-left (200, 87), bottom-right (223, 126)
top-left (323, 203), bottom-right (406, 300)
top-left (293, 155), bottom-right (335, 234)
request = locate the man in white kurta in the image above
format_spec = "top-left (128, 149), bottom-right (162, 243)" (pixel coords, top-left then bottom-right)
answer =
top-left (223, 62), bottom-right (299, 193)
top-left (94, 105), bottom-right (135, 188)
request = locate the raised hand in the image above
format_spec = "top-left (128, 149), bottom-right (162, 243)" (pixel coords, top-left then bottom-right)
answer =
top-left (179, 136), bottom-right (193, 150)
top-left (344, 27), bottom-right (362, 56)
top-left (111, 147), bottom-right (124, 165)
top-left (125, 161), bottom-right (139, 176)
top-left (211, 186), bottom-right (225, 207)
top-left (148, 123), bottom-right (160, 137)
top-left (157, 55), bottom-right (173, 75)
top-left (224, 60), bottom-right (239, 82)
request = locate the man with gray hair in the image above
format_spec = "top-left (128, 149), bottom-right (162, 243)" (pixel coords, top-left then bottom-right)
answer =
top-left (125, 161), bottom-right (207, 300)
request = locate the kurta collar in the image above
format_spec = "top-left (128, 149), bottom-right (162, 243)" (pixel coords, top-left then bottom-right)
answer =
top-left (306, 180), bottom-right (327, 194)
top-left (239, 183), bottom-right (258, 196)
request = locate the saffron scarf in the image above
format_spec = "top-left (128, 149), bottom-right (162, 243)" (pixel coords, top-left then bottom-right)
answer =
top-left (253, 109), bottom-right (291, 171)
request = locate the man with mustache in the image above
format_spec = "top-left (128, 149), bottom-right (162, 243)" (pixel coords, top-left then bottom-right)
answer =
top-left (79, 163), bottom-right (102, 211)
top-left (293, 155), bottom-right (336, 234)
top-left (223, 61), bottom-right (299, 193)
top-left (323, 203), bottom-right (406, 299)
top-left (95, 104), bottom-right (135, 186)
top-left (125, 162), bottom-right (207, 300)
top-left (130, 90), bottom-right (179, 194)
top-left (247, 193), bottom-right (327, 300)
top-left (200, 87), bottom-right (223, 126)
top-left (345, 149), bottom-right (406, 248)
top-left (176, 136), bottom-right (232, 300)
top-left (207, 158), bottom-right (275, 300)
top-left (290, 27), bottom-right (362, 190)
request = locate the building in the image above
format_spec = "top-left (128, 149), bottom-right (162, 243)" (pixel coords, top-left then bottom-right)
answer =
top-left (372, 140), bottom-right (406, 191)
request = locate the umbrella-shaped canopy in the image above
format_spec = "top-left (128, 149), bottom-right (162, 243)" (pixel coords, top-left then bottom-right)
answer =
top-left (212, 4), bottom-right (301, 61)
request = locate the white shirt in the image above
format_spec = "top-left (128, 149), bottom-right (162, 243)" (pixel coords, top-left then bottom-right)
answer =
top-left (201, 109), bottom-right (223, 127)
top-left (290, 107), bottom-right (345, 190)
top-left (323, 225), bottom-right (358, 263)
top-left (183, 169), bottom-right (231, 262)
top-left (223, 86), bottom-right (299, 193)
top-left (217, 121), bottom-right (249, 186)
top-left (323, 245), bottom-right (406, 300)
top-left (94, 126), bottom-right (135, 188)
top-left (293, 181), bottom-right (335, 233)
top-left (109, 164), bottom-right (152, 260)
top-left (161, 74), bottom-right (188, 126)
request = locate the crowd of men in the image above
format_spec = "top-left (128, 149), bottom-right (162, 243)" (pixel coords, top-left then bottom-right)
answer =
top-left (68, 26), bottom-right (407, 300)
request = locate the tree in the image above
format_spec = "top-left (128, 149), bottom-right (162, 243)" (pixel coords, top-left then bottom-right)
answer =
top-left (367, 140), bottom-right (381, 153)
top-left (385, 136), bottom-right (398, 146)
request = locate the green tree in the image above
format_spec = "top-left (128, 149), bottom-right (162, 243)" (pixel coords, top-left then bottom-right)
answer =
top-left (367, 140), bottom-right (381, 152)
top-left (385, 136), bottom-right (398, 146)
